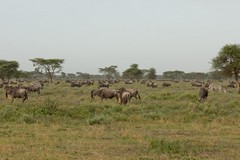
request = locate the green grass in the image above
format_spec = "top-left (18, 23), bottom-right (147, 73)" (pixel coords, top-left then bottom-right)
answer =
top-left (0, 80), bottom-right (240, 159)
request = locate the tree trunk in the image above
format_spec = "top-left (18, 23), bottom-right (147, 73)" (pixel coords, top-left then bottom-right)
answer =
top-left (236, 82), bottom-right (240, 94)
top-left (233, 72), bottom-right (240, 94)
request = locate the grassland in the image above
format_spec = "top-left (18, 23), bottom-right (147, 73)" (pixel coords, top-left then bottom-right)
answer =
top-left (0, 80), bottom-right (240, 160)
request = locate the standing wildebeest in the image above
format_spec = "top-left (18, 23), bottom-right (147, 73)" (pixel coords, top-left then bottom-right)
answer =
top-left (117, 87), bottom-right (141, 101)
top-left (98, 81), bottom-right (109, 88)
top-left (6, 88), bottom-right (28, 103)
top-left (198, 86), bottom-right (208, 102)
top-left (99, 88), bottom-right (119, 101)
top-left (162, 82), bottom-right (171, 87)
top-left (125, 79), bottom-right (133, 84)
top-left (27, 83), bottom-right (42, 94)
top-left (91, 87), bottom-right (106, 99)
top-left (71, 81), bottom-right (81, 87)
top-left (117, 90), bottom-right (131, 105)
top-left (147, 82), bottom-right (158, 88)
top-left (191, 81), bottom-right (202, 87)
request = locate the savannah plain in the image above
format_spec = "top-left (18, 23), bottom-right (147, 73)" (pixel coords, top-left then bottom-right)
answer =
top-left (0, 80), bottom-right (240, 160)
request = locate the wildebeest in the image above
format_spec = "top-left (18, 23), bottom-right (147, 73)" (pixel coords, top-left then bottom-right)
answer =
top-left (140, 80), bottom-right (146, 84)
top-left (71, 81), bottom-right (81, 87)
top-left (27, 83), bottom-right (42, 94)
top-left (147, 82), bottom-right (158, 88)
top-left (198, 86), bottom-right (208, 102)
top-left (162, 82), bottom-right (171, 87)
top-left (91, 87), bottom-right (106, 99)
top-left (117, 87), bottom-right (141, 101)
top-left (208, 84), bottom-right (227, 93)
top-left (6, 88), bottom-right (28, 103)
top-left (191, 81), bottom-right (202, 87)
top-left (117, 91), bottom-right (131, 105)
top-left (125, 79), bottom-right (133, 84)
top-left (227, 81), bottom-right (236, 88)
top-left (99, 88), bottom-right (119, 101)
top-left (98, 81), bottom-right (109, 88)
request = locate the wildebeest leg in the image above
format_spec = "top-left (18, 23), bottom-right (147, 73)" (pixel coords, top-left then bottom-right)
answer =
top-left (137, 93), bottom-right (141, 100)
top-left (22, 95), bottom-right (27, 103)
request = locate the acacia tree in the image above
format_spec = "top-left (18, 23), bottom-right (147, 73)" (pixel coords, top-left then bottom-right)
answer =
top-left (144, 68), bottom-right (157, 80)
top-left (0, 60), bottom-right (19, 81)
top-left (30, 58), bottom-right (64, 83)
top-left (122, 64), bottom-right (143, 80)
top-left (163, 70), bottom-right (185, 80)
top-left (98, 65), bottom-right (120, 79)
top-left (212, 44), bottom-right (240, 82)
top-left (76, 72), bottom-right (91, 79)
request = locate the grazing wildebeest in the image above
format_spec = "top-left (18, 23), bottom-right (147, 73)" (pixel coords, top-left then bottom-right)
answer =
top-left (27, 83), bottom-right (42, 94)
top-left (99, 88), bottom-right (119, 101)
top-left (71, 81), bottom-right (81, 87)
top-left (151, 82), bottom-right (158, 88)
top-left (208, 84), bottom-right (227, 93)
top-left (227, 81), bottom-right (236, 88)
top-left (91, 87), bottom-right (106, 99)
top-left (147, 82), bottom-right (153, 87)
top-left (0, 83), bottom-right (4, 88)
top-left (85, 80), bottom-right (94, 85)
top-left (198, 86), bottom-right (208, 102)
top-left (6, 88), bottom-right (28, 103)
top-left (117, 91), bottom-right (131, 105)
top-left (125, 79), bottom-right (133, 84)
top-left (98, 81), bottom-right (109, 88)
top-left (140, 80), bottom-right (146, 84)
top-left (191, 81), bottom-right (202, 87)
top-left (117, 87), bottom-right (141, 101)
top-left (162, 82), bottom-right (171, 87)
top-left (147, 82), bottom-right (157, 88)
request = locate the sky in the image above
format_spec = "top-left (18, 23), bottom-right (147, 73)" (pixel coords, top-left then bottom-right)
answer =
top-left (0, 0), bottom-right (240, 75)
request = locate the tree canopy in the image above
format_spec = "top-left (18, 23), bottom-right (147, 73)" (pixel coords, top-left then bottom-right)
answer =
top-left (212, 44), bottom-right (240, 82)
top-left (30, 58), bottom-right (64, 82)
top-left (98, 65), bottom-right (120, 79)
top-left (122, 64), bottom-right (143, 80)
top-left (143, 68), bottom-right (157, 80)
top-left (0, 60), bottom-right (19, 81)
top-left (163, 70), bottom-right (185, 80)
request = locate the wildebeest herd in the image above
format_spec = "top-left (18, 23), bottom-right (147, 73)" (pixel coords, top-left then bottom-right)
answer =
top-left (3, 82), bottom-right (43, 103)
top-left (1, 79), bottom-right (239, 104)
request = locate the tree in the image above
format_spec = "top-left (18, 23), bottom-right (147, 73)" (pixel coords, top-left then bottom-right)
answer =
top-left (67, 73), bottom-right (76, 80)
top-left (76, 72), bottom-right (91, 79)
top-left (15, 70), bottom-right (30, 80)
top-left (208, 71), bottom-right (228, 80)
top-left (98, 65), bottom-right (120, 79)
top-left (61, 72), bottom-right (67, 79)
top-left (0, 60), bottom-right (19, 81)
top-left (163, 70), bottom-right (185, 80)
top-left (183, 72), bottom-right (208, 80)
top-left (146, 68), bottom-right (157, 80)
top-left (122, 64), bottom-right (143, 80)
top-left (30, 58), bottom-right (64, 83)
top-left (212, 44), bottom-right (240, 82)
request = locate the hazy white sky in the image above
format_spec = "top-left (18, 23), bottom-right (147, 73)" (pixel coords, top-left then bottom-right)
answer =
top-left (1, 0), bottom-right (239, 74)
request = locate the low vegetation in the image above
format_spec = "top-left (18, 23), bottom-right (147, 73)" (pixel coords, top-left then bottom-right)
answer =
top-left (0, 80), bottom-right (240, 159)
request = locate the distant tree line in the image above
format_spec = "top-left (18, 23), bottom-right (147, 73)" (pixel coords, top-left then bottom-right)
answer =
top-left (1, 44), bottom-right (240, 82)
